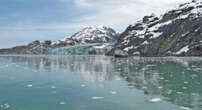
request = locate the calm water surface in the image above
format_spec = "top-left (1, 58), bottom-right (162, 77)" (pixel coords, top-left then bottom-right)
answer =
top-left (0, 55), bottom-right (202, 110)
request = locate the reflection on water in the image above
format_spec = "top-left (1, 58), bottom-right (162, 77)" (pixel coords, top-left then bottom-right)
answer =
top-left (0, 55), bottom-right (115, 82)
top-left (118, 57), bottom-right (202, 110)
top-left (0, 55), bottom-right (202, 110)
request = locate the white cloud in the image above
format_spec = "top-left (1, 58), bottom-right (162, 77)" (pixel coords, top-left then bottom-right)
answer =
top-left (69, 0), bottom-right (192, 32)
top-left (0, 0), bottom-right (193, 48)
top-left (140, 0), bottom-right (190, 4)
top-left (74, 0), bottom-right (92, 7)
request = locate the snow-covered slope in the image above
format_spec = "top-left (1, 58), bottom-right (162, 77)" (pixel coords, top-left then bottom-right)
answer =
top-left (51, 26), bottom-right (118, 46)
top-left (70, 26), bottom-right (118, 44)
top-left (108, 0), bottom-right (202, 56)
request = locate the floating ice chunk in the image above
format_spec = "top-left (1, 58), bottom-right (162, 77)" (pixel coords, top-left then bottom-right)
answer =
top-left (81, 84), bottom-right (86, 87)
top-left (110, 91), bottom-right (117, 95)
top-left (177, 92), bottom-right (183, 94)
top-left (51, 86), bottom-right (56, 89)
top-left (4, 104), bottom-right (10, 109)
top-left (146, 64), bottom-right (156, 67)
top-left (158, 86), bottom-right (163, 89)
top-left (27, 84), bottom-right (33, 88)
top-left (59, 101), bottom-right (66, 105)
top-left (91, 97), bottom-right (104, 100)
top-left (180, 106), bottom-right (190, 110)
top-left (183, 87), bottom-right (187, 89)
top-left (149, 98), bottom-right (162, 103)
top-left (184, 82), bottom-right (189, 84)
top-left (1, 103), bottom-right (10, 109)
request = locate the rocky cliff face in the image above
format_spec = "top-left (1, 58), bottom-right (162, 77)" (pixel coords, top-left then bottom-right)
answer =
top-left (0, 26), bottom-right (118, 54)
top-left (108, 0), bottom-right (202, 56)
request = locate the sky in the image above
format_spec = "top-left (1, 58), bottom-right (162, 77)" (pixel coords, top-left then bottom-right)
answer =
top-left (0, 0), bottom-right (191, 48)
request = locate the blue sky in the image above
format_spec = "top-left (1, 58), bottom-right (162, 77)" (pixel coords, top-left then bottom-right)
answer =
top-left (0, 0), bottom-right (190, 48)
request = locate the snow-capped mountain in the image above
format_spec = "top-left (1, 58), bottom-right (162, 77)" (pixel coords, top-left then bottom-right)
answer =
top-left (1, 0), bottom-right (202, 56)
top-left (108, 0), bottom-right (202, 56)
top-left (71, 26), bottom-right (118, 44)
top-left (0, 26), bottom-right (118, 54)
top-left (51, 25), bottom-right (118, 46)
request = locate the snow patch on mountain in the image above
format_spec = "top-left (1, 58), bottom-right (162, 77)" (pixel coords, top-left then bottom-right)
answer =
top-left (176, 46), bottom-right (190, 54)
top-left (107, 0), bottom-right (202, 56)
top-left (71, 26), bottom-right (118, 44)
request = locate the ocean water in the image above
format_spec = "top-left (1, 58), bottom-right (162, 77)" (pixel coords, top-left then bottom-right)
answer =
top-left (0, 55), bottom-right (201, 110)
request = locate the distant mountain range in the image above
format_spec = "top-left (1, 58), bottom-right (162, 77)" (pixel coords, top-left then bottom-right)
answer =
top-left (0, 26), bottom-right (118, 54)
top-left (1, 0), bottom-right (202, 56)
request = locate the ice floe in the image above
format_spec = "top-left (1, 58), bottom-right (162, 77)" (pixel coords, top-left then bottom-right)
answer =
top-left (110, 91), bottom-right (117, 95)
top-left (51, 86), bottom-right (56, 89)
top-left (0, 103), bottom-right (10, 109)
top-left (27, 84), bottom-right (33, 88)
top-left (91, 97), bottom-right (104, 100)
top-left (180, 106), bottom-right (190, 110)
top-left (183, 87), bottom-right (188, 89)
top-left (184, 82), bottom-right (189, 84)
top-left (149, 98), bottom-right (162, 103)
top-left (81, 84), bottom-right (86, 87)
top-left (158, 86), bottom-right (163, 89)
top-left (177, 92), bottom-right (183, 94)
top-left (59, 101), bottom-right (66, 105)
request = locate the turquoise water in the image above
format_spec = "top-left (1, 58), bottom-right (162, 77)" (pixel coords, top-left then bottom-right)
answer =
top-left (0, 55), bottom-right (202, 110)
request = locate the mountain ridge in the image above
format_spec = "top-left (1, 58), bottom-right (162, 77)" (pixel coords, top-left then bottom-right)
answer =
top-left (107, 0), bottom-right (202, 57)
top-left (1, 0), bottom-right (202, 56)
top-left (0, 26), bottom-right (118, 54)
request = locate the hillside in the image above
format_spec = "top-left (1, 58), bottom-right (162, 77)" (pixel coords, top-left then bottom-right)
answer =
top-left (108, 0), bottom-right (202, 56)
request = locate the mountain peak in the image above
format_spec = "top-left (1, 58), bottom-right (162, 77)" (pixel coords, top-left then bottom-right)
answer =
top-left (85, 25), bottom-right (110, 30)
top-left (71, 26), bottom-right (118, 44)
top-left (173, 0), bottom-right (202, 17)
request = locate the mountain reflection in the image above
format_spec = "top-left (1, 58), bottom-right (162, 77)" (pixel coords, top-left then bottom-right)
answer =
top-left (0, 55), bottom-right (115, 82)
top-left (0, 55), bottom-right (202, 109)
top-left (115, 57), bottom-right (202, 110)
